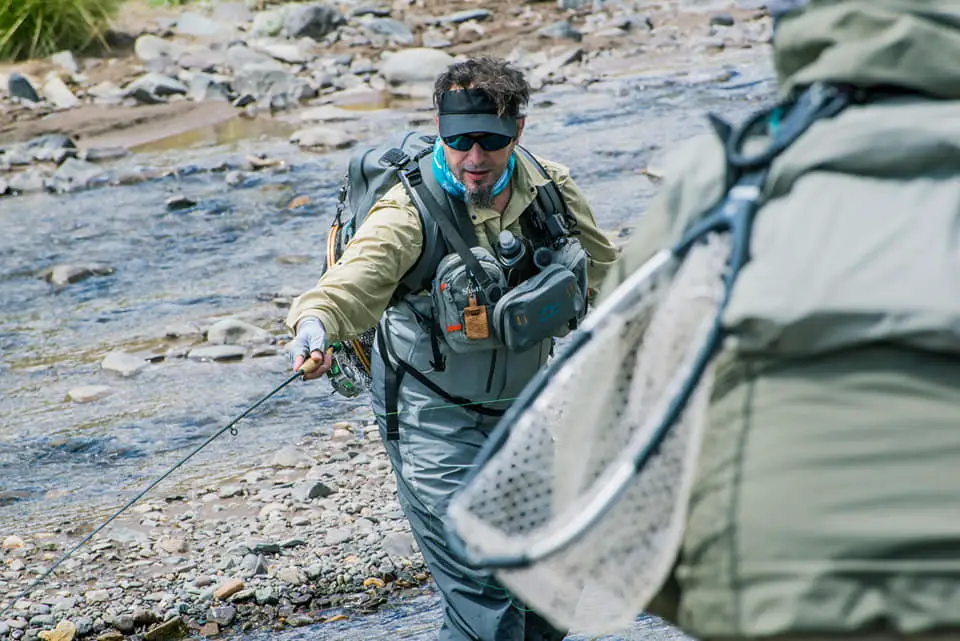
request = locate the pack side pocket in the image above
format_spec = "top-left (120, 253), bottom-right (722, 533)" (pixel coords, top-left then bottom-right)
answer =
top-left (492, 264), bottom-right (583, 353)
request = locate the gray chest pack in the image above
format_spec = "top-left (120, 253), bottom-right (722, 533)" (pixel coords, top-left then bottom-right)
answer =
top-left (323, 131), bottom-right (589, 425)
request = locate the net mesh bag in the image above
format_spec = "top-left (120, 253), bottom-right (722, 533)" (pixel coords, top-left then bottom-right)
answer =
top-left (447, 233), bottom-right (731, 635)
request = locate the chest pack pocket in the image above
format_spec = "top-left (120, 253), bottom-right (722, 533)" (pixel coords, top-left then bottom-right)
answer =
top-left (432, 247), bottom-right (509, 354)
top-left (491, 238), bottom-right (589, 352)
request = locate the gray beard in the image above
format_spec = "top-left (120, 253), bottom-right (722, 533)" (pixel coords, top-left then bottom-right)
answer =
top-left (466, 185), bottom-right (494, 208)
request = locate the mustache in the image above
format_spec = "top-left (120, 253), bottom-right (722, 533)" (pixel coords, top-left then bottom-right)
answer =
top-left (459, 163), bottom-right (491, 173)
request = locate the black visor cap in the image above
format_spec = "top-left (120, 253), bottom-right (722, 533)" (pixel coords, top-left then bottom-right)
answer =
top-left (438, 89), bottom-right (519, 139)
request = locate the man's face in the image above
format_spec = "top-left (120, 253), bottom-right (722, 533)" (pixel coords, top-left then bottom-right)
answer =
top-left (436, 116), bottom-right (525, 208)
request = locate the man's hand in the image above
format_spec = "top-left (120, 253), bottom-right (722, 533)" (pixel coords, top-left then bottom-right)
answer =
top-left (290, 317), bottom-right (333, 380)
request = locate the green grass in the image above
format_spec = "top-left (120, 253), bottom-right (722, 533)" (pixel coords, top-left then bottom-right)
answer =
top-left (145, 0), bottom-right (191, 6)
top-left (0, 0), bottom-right (124, 61)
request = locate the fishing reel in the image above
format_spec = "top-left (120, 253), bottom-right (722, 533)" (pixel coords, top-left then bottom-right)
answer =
top-left (326, 342), bottom-right (362, 398)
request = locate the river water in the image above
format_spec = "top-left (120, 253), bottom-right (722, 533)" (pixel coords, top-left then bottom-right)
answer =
top-left (0, 49), bottom-right (775, 638)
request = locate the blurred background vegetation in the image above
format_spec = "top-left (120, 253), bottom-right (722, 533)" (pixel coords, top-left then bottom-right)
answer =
top-left (0, 0), bottom-right (191, 62)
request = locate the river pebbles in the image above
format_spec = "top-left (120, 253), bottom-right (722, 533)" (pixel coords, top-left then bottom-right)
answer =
top-left (0, 418), bottom-right (430, 639)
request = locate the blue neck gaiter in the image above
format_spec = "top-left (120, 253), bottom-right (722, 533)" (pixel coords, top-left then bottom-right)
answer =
top-left (431, 138), bottom-right (515, 203)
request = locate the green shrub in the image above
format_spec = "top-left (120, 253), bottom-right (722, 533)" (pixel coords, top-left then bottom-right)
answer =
top-left (0, 0), bottom-right (124, 61)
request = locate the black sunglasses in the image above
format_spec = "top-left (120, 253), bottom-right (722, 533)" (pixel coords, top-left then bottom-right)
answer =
top-left (442, 133), bottom-right (514, 152)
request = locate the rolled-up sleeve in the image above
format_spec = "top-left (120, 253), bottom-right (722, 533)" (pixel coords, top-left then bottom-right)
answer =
top-left (285, 193), bottom-right (423, 343)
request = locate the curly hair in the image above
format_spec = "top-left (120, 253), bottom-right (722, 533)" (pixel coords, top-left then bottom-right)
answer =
top-left (433, 57), bottom-right (531, 118)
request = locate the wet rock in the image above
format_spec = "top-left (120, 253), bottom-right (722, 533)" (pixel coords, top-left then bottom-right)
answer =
top-left (8, 73), bottom-right (40, 102)
top-left (529, 47), bottom-right (584, 89)
top-left (0, 178), bottom-right (8, 196)
top-left (350, 6), bottom-right (391, 18)
top-left (710, 13), bottom-right (736, 26)
top-left (66, 385), bottom-right (114, 404)
top-left (16, 133), bottom-right (74, 158)
top-left (125, 74), bottom-right (188, 104)
top-left (80, 147), bottom-right (129, 163)
top-left (231, 67), bottom-right (313, 110)
top-left (249, 40), bottom-right (311, 64)
top-left (157, 536), bottom-right (188, 554)
top-left (251, 8), bottom-right (287, 37)
top-left (277, 567), bottom-right (306, 585)
top-left (239, 554), bottom-right (268, 577)
top-left (225, 170), bottom-right (247, 187)
top-left (134, 36), bottom-right (180, 65)
top-left (2, 535), bottom-right (25, 549)
top-left (49, 158), bottom-right (104, 192)
top-left (213, 2), bottom-right (253, 24)
top-left (105, 613), bottom-right (136, 634)
top-left (165, 195), bottom-right (197, 211)
top-left (206, 606), bottom-right (235, 626)
top-left (175, 12), bottom-right (224, 37)
top-left (41, 75), bottom-right (78, 109)
top-left (206, 318), bottom-right (271, 345)
top-left (87, 81), bottom-right (125, 105)
top-left (187, 345), bottom-right (246, 362)
top-left (218, 484), bottom-right (243, 499)
top-left (382, 532), bottom-right (416, 557)
top-left (188, 74), bottom-right (230, 103)
top-left (84, 590), bottom-right (110, 604)
top-left (142, 617), bottom-right (188, 641)
top-left (176, 49), bottom-right (218, 72)
top-left (539, 19), bottom-right (583, 42)
top-left (254, 587), bottom-right (278, 605)
top-left (101, 351), bottom-right (149, 377)
top-left (164, 321), bottom-right (203, 338)
top-left (283, 4), bottom-right (344, 40)
top-left (50, 51), bottom-right (80, 75)
top-left (225, 44), bottom-right (284, 72)
top-left (437, 9), bottom-right (491, 24)
top-left (379, 48), bottom-right (455, 97)
top-left (290, 126), bottom-right (357, 150)
top-left (43, 264), bottom-right (114, 286)
top-left (558, 0), bottom-right (591, 9)
top-left (292, 480), bottom-right (334, 501)
top-left (30, 614), bottom-right (56, 627)
top-left (214, 579), bottom-right (244, 601)
top-left (361, 18), bottom-right (414, 46)
top-left (326, 528), bottom-right (353, 545)
top-left (73, 618), bottom-right (93, 637)
top-left (421, 29), bottom-right (453, 48)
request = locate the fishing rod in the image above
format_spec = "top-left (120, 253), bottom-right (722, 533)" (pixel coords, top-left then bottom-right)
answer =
top-left (0, 358), bottom-right (321, 617)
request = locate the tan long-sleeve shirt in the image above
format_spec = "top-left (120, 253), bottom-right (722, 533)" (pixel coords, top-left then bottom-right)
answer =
top-left (286, 151), bottom-right (620, 343)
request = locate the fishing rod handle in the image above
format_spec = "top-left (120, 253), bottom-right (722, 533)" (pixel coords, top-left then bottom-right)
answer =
top-left (299, 358), bottom-right (321, 375)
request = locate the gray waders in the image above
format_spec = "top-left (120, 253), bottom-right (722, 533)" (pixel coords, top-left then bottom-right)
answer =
top-left (371, 297), bottom-right (566, 641)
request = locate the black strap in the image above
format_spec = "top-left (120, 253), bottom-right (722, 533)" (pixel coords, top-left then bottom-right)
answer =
top-left (377, 329), bottom-right (404, 441)
top-left (428, 318), bottom-right (446, 372)
top-left (408, 304), bottom-right (446, 372)
top-left (399, 164), bottom-right (502, 304)
top-left (514, 145), bottom-right (576, 244)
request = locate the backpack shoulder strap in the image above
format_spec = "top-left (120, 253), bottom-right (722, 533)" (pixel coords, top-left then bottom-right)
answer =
top-left (514, 145), bottom-right (576, 244)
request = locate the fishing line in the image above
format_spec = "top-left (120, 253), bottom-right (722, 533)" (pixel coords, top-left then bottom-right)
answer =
top-left (0, 361), bottom-right (319, 617)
